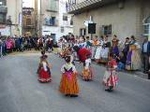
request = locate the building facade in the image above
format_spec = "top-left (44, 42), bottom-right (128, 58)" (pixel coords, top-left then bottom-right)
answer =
top-left (67, 0), bottom-right (150, 42)
top-left (35, 0), bottom-right (73, 41)
top-left (0, 0), bottom-right (22, 36)
top-left (22, 7), bottom-right (36, 36)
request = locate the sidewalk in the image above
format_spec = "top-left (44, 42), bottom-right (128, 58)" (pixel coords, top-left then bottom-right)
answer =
top-left (92, 61), bottom-right (149, 80)
top-left (132, 71), bottom-right (148, 79)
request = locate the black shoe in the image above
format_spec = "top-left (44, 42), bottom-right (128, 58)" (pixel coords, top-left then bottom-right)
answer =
top-left (65, 94), bottom-right (70, 97)
top-left (70, 95), bottom-right (78, 97)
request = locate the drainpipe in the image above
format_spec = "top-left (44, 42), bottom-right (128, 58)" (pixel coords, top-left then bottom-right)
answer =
top-left (148, 23), bottom-right (150, 41)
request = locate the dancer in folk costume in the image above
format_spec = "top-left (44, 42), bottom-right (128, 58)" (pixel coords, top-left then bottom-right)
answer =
top-left (59, 55), bottom-right (79, 97)
top-left (102, 53), bottom-right (118, 92)
top-left (37, 53), bottom-right (51, 83)
top-left (82, 54), bottom-right (93, 81)
top-left (94, 36), bottom-right (104, 63)
top-left (126, 36), bottom-right (141, 71)
top-left (111, 35), bottom-right (119, 57)
top-left (91, 36), bottom-right (99, 60)
top-left (100, 36), bottom-right (111, 64)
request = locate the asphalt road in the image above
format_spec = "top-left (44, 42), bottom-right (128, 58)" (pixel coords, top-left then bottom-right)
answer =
top-left (0, 52), bottom-right (150, 112)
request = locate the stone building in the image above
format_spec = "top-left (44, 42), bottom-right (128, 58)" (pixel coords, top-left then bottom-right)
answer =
top-left (22, 7), bottom-right (36, 36)
top-left (0, 0), bottom-right (22, 36)
top-left (35, 0), bottom-right (73, 41)
top-left (67, 0), bottom-right (150, 42)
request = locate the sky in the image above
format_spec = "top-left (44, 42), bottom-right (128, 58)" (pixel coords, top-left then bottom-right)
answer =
top-left (23, 0), bottom-right (34, 7)
top-left (22, 0), bottom-right (68, 8)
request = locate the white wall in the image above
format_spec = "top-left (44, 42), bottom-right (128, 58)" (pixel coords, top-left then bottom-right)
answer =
top-left (73, 0), bottom-right (140, 41)
top-left (42, 0), bottom-right (73, 41)
top-left (6, 0), bottom-right (22, 36)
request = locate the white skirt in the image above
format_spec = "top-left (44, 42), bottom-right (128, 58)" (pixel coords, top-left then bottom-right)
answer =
top-left (101, 48), bottom-right (109, 58)
top-left (94, 46), bottom-right (102, 59)
top-left (91, 46), bottom-right (97, 59)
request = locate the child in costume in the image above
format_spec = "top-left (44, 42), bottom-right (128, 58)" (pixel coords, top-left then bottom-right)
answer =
top-left (82, 54), bottom-right (93, 81)
top-left (37, 51), bottom-right (51, 83)
top-left (102, 53), bottom-right (118, 92)
top-left (59, 55), bottom-right (79, 97)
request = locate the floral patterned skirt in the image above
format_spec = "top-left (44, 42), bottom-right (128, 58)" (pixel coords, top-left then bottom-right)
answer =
top-left (59, 73), bottom-right (79, 95)
top-left (82, 67), bottom-right (93, 80)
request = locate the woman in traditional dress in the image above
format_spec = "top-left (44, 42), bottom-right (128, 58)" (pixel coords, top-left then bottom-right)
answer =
top-left (94, 36), bottom-right (103, 63)
top-left (102, 53), bottom-right (118, 92)
top-left (38, 55), bottom-right (51, 83)
top-left (111, 35), bottom-right (119, 57)
top-left (91, 36), bottom-right (99, 60)
top-left (59, 55), bottom-right (79, 97)
top-left (82, 54), bottom-right (93, 81)
top-left (100, 35), bottom-right (110, 64)
top-left (126, 36), bottom-right (141, 71)
top-left (6, 37), bottom-right (14, 53)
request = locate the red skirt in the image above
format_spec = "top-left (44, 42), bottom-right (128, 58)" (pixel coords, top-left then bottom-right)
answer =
top-left (38, 69), bottom-right (51, 83)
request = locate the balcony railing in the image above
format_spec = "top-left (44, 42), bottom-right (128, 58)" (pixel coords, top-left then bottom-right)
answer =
top-left (44, 17), bottom-right (58, 26)
top-left (67, 0), bottom-right (118, 14)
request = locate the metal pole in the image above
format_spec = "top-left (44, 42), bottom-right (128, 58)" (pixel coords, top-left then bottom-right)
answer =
top-left (148, 23), bottom-right (150, 41)
top-left (91, 33), bottom-right (93, 40)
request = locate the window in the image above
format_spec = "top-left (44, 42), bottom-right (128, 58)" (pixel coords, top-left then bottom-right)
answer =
top-left (102, 25), bottom-right (112, 36)
top-left (144, 25), bottom-right (149, 34)
top-left (44, 17), bottom-right (56, 26)
top-left (61, 27), bottom-right (64, 33)
top-left (47, 0), bottom-right (58, 12)
top-left (80, 28), bottom-right (86, 36)
top-left (63, 15), bottom-right (68, 21)
top-left (50, 17), bottom-right (56, 26)
top-left (143, 16), bottom-right (150, 36)
top-left (70, 17), bottom-right (73, 25)
top-left (0, 13), bottom-right (6, 23)
top-left (51, 33), bottom-right (56, 42)
top-left (0, 0), bottom-right (6, 5)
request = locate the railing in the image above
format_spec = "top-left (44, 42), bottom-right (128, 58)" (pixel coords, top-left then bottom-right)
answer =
top-left (44, 18), bottom-right (58, 26)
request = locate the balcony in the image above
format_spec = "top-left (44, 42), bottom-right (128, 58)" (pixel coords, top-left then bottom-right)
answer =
top-left (67, 0), bottom-right (119, 14)
top-left (44, 17), bottom-right (58, 26)
top-left (0, 6), bottom-right (7, 14)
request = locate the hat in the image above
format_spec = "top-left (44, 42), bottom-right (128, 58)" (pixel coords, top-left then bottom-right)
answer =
top-left (40, 55), bottom-right (48, 59)
top-left (64, 55), bottom-right (71, 63)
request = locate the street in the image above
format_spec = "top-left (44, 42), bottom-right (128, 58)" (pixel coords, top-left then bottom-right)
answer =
top-left (0, 52), bottom-right (150, 112)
